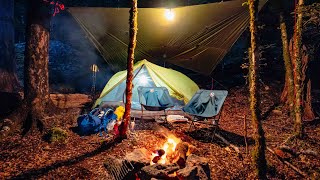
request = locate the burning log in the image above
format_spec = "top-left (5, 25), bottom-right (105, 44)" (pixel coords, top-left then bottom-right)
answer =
top-left (186, 144), bottom-right (197, 156)
top-left (152, 156), bottom-right (162, 164)
top-left (173, 142), bottom-right (189, 168)
top-left (151, 149), bottom-right (166, 164)
top-left (157, 149), bottom-right (166, 156)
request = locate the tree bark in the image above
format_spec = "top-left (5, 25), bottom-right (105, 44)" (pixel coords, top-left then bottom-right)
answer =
top-left (248, 0), bottom-right (267, 179)
top-left (23, 0), bottom-right (51, 132)
top-left (0, 0), bottom-right (20, 92)
top-left (301, 47), bottom-right (315, 120)
top-left (281, 39), bottom-right (315, 121)
top-left (293, 0), bottom-right (304, 138)
top-left (279, 12), bottom-right (294, 115)
top-left (120, 0), bottom-right (138, 138)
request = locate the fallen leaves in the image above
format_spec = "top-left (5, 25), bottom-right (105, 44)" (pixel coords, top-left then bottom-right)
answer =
top-left (0, 84), bottom-right (319, 179)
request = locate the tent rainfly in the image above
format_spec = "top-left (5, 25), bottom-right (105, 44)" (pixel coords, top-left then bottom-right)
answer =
top-left (69, 0), bottom-right (267, 75)
top-left (93, 59), bottom-right (199, 109)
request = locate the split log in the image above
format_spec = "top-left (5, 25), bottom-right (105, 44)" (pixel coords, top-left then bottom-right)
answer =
top-left (50, 94), bottom-right (92, 108)
top-left (173, 142), bottom-right (189, 168)
top-left (267, 147), bottom-right (308, 177)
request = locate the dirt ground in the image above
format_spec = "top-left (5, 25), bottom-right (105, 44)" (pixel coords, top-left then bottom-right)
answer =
top-left (0, 83), bottom-right (319, 179)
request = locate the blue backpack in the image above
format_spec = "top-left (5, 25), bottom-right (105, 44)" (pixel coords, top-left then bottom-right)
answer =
top-left (77, 108), bottom-right (116, 136)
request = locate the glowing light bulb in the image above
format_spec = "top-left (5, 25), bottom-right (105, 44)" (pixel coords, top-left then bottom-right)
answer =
top-left (164, 9), bottom-right (175, 21)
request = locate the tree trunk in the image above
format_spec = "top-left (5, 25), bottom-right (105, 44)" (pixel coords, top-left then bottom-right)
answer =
top-left (120, 0), bottom-right (138, 138)
top-left (23, 0), bottom-right (51, 132)
top-left (293, 0), bottom-right (304, 138)
top-left (0, 0), bottom-right (20, 92)
top-left (279, 12), bottom-right (294, 115)
top-left (248, 0), bottom-right (267, 179)
top-left (282, 39), bottom-right (315, 121)
top-left (301, 46), bottom-right (315, 120)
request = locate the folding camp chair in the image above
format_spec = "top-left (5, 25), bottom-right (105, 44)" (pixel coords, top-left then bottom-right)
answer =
top-left (137, 86), bottom-right (174, 123)
top-left (183, 90), bottom-right (228, 138)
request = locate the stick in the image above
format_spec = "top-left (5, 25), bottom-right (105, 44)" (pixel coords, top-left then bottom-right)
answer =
top-left (214, 132), bottom-right (240, 154)
top-left (266, 147), bottom-right (308, 177)
top-left (282, 135), bottom-right (296, 146)
top-left (243, 114), bottom-right (248, 155)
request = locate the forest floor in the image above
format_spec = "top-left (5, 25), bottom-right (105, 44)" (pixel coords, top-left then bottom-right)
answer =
top-left (0, 82), bottom-right (320, 179)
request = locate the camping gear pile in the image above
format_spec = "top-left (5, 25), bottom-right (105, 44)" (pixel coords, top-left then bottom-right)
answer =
top-left (77, 106), bottom-right (125, 136)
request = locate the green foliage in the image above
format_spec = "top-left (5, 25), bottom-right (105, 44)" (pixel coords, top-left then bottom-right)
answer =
top-left (47, 127), bottom-right (68, 143)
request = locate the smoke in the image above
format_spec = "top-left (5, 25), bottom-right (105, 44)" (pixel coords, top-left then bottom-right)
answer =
top-left (49, 11), bottom-right (114, 93)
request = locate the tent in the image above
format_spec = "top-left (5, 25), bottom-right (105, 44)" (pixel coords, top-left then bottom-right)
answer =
top-left (93, 59), bottom-right (199, 109)
top-left (68, 0), bottom-right (267, 75)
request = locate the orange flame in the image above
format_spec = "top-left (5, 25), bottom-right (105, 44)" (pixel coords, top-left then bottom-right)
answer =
top-left (150, 134), bottom-right (181, 165)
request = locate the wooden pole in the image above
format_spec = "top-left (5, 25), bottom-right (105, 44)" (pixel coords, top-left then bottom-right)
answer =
top-left (243, 114), bottom-right (248, 155)
top-left (120, 0), bottom-right (138, 138)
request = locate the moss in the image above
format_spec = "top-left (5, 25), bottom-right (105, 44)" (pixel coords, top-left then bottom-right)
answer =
top-left (280, 12), bottom-right (294, 115)
top-left (47, 127), bottom-right (68, 143)
top-left (293, 0), bottom-right (304, 138)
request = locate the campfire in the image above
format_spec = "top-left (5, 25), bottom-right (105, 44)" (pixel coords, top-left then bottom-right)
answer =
top-left (134, 134), bottom-right (209, 180)
top-left (107, 134), bottom-right (211, 180)
top-left (150, 135), bottom-right (181, 165)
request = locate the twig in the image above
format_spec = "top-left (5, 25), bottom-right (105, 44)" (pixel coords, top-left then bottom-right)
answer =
top-left (266, 147), bottom-right (308, 177)
top-left (214, 132), bottom-right (240, 154)
top-left (281, 135), bottom-right (296, 146)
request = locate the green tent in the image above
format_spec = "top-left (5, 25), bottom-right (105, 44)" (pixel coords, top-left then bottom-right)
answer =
top-left (93, 59), bottom-right (199, 109)
top-left (69, 0), bottom-right (267, 75)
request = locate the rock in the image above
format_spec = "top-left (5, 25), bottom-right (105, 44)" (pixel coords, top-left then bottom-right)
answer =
top-left (176, 166), bottom-right (197, 180)
top-left (186, 154), bottom-right (211, 180)
top-left (139, 164), bottom-right (179, 180)
top-left (125, 148), bottom-right (151, 169)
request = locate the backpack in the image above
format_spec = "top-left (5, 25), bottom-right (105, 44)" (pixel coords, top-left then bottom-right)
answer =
top-left (77, 108), bottom-right (115, 136)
